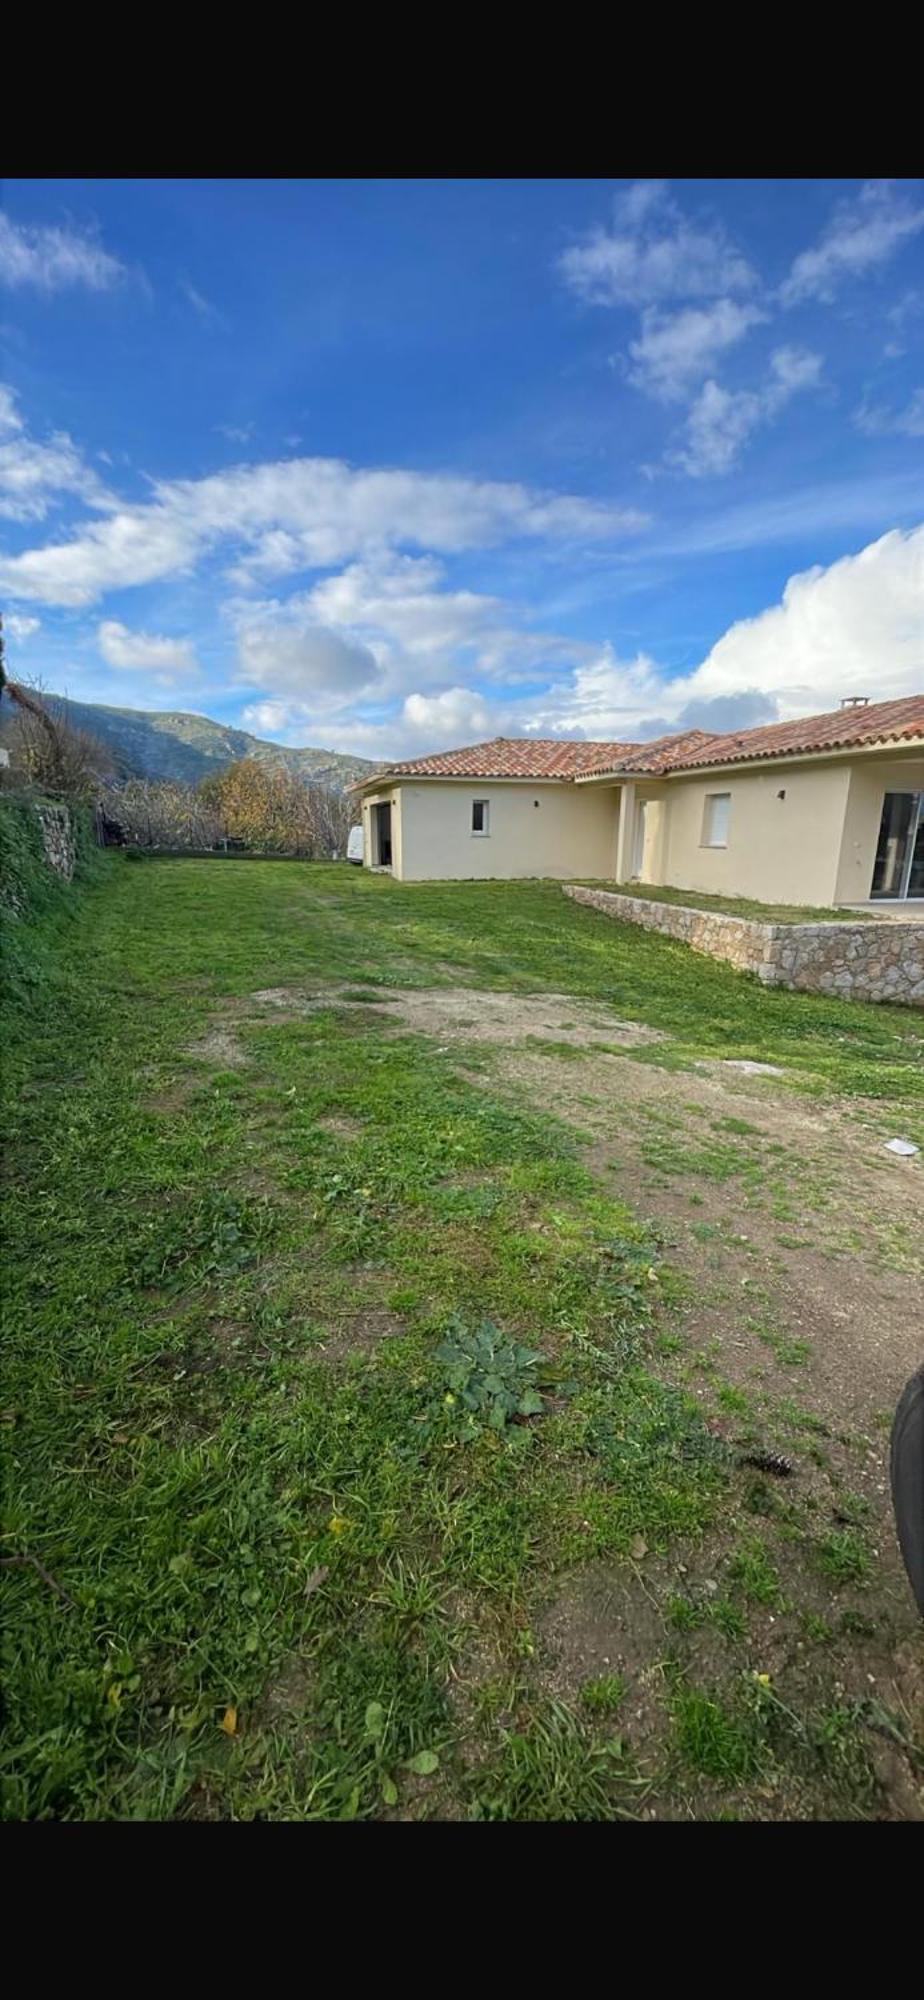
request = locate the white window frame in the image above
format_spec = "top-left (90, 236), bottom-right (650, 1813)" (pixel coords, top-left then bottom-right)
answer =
top-left (701, 791), bottom-right (731, 849)
top-left (471, 798), bottom-right (490, 837)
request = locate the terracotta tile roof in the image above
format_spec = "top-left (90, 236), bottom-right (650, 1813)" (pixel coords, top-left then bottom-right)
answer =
top-left (580, 729), bottom-right (716, 777)
top-left (352, 696), bottom-right (924, 791)
top-left (357, 735), bottom-right (640, 782)
top-left (612, 694), bottom-right (924, 775)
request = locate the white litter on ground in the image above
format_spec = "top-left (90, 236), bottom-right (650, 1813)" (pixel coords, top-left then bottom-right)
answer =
top-left (884, 1138), bottom-right (919, 1157)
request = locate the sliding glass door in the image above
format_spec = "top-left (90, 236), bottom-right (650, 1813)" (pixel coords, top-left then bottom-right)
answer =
top-left (871, 791), bottom-right (924, 899)
top-left (910, 807), bottom-right (924, 897)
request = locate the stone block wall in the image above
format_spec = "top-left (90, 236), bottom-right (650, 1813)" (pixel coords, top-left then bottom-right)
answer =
top-left (33, 801), bottom-right (77, 881)
top-left (563, 885), bottom-right (924, 1008)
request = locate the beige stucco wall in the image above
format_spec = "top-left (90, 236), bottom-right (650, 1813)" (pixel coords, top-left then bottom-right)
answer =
top-left (381, 780), bottom-right (621, 881)
top-left (651, 760), bottom-right (853, 907)
top-left (360, 747), bottom-right (924, 901)
top-left (834, 756), bottom-right (924, 904)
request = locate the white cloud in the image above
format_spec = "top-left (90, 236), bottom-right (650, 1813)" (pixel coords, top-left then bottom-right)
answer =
top-left (781, 181), bottom-right (924, 306)
top-left (855, 388), bottom-right (924, 439)
top-left (0, 382), bottom-right (114, 522)
top-left (233, 599), bottom-right (380, 704)
top-left (4, 612), bottom-right (40, 642)
top-left (0, 213), bottom-right (126, 292)
top-left (0, 447), bottom-right (648, 607)
top-left (181, 279), bottom-right (224, 324)
top-left (0, 383), bottom-right (23, 432)
top-left (311, 526), bottom-right (924, 760)
top-left (97, 620), bottom-right (200, 676)
top-left (241, 554), bottom-right (594, 708)
top-left (680, 524), bottom-right (924, 714)
top-left (305, 554), bottom-right (503, 663)
top-left (401, 687), bottom-right (504, 740)
top-left (216, 422), bottom-right (255, 444)
top-left (560, 181), bottom-right (756, 307)
top-left (627, 300), bottom-right (765, 402)
top-left (670, 347), bottom-right (823, 476)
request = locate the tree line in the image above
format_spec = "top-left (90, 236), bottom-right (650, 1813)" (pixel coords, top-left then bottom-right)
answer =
top-left (114, 760), bottom-right (354, 856)
top-left (0, 676), bottom-right (356, 859)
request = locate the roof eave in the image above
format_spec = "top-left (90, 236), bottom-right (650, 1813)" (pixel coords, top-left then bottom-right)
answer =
top-left (351, 770), bottom-right (580, 789)
top-left (650, 733), bottom-right (924, 781)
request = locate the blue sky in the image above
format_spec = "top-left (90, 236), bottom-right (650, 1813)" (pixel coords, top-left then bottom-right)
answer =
top-left (1, 176), bottom-right (922, 756)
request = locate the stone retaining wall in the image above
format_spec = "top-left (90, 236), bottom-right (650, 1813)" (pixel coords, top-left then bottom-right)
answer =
top-left (33, 801), bottom-right (77, 881)
top-left (563, 885), bottom-right (924, 1008)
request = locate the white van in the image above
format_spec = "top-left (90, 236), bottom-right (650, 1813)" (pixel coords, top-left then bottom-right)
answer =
top-left (346, 824), bottom-right (364, 865)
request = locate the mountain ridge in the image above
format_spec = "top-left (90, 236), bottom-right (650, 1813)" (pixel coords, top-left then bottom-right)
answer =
top-left (0, 694), bottom-right (377, 791)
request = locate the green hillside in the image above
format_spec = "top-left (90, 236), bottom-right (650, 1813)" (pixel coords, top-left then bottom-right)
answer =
top-left (0, 695), bottom-right (377, 791)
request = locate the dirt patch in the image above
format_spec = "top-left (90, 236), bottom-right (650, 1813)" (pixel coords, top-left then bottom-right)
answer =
top-left (716, 1058), bottom-right (786, 1078)
top-left (538, 1562), bottom-right (671, 1756)
top-left (317, 1114), bottom-right (366, 1141)
top-left (312, 1304), bottom-right (405, 1362)
top-left (257, 1653), bottom-right (317, 1726)
top-left (471, 1037), bottom-right (921, 1554)
top-left (536, 1537), bottom-right (923, 1819)
top-left (377, 995), bottom-right (923, 1814)
top-left (184, 1026), bottom-right (249, 1069)
top-left (481, 1035), bottom-right (921, 1270)
top-left (250, 987), bottom-right (329, 1014)
top-left (205, 1317), bottom-right (255, 1355)
top-left (371, 985), bottom-right (663, 1050)
top-left (145, 1078), bottom-right (199, 1115)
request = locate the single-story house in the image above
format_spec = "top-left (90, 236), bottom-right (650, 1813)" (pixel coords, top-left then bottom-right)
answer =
top-left (351, 693), bottom-right (924, 908)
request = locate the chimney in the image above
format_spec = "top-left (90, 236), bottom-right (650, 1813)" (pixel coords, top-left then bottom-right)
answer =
top-left (840, 695), bottom-right (869, 708)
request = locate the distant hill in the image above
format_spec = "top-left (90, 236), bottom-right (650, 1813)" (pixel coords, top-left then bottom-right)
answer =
top-left (0, 695), bottom-right (377, 791)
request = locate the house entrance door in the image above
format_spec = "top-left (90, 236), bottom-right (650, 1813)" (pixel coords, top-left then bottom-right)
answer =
top-left (372, 801), bottom-right (393, 868)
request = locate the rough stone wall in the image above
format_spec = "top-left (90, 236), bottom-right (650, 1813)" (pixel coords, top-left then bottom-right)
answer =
top-left (33, 801), bottom-right (77, 881)
top-left (563, 885), bottom-right (924, 1008)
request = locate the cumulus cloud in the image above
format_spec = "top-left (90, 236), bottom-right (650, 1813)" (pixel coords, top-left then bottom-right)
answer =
top-left (234, 605), bottom-right (380, 704)
top-left (0, 382), bottom-right (114, 522)
top-left (0, 213), bottom-right (126, 292)
top-left (97, 620), bottom-right (200, 677)
top-left (680, 524), bottom-right (924, 714)
top-left (781, 181), bottom-right (924, 306)
top-left (315, 525), bottom-right (924, 759)
top-left (670, 347), bottom-right (823, 476)
top-left (305, 554), bottom-right (502, 660)
top-left (627, 300), bottom-right (765, 402)
top-left (240, 554), bottom-right (598, 712)
top-left (560, 181), bottom-right (756, 307)
top-left (0, 444), bottom-right (649, 607)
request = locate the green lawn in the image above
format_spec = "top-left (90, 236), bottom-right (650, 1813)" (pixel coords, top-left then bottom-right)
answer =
top-left (3, 859), bottom-right (922, 1820)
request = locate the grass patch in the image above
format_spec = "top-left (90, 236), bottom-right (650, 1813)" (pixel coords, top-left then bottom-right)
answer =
top-left (815, 1529), bottom-right (873, 1589)
top-left (583, 880), bottom-right (873, 925)
top-left (470, 1701), bottom-right (637, 1821)
top-left (728, 1537), bottom-right (782, 1606)
top-left (580, 1674), bottom-right (627, 1716)
top-left (671, 1686), bottom-right (761, 1782)
top-left (2, 859), bottom-right (915, 1819)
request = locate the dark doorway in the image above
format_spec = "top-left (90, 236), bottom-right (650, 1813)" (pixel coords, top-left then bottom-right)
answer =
top-left (372, 801), bottom-right (392, 868)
